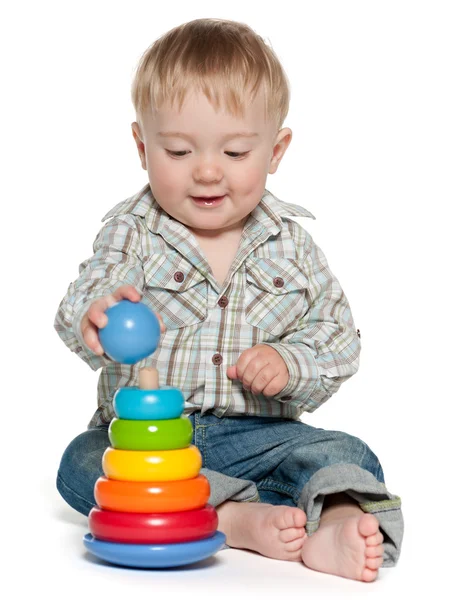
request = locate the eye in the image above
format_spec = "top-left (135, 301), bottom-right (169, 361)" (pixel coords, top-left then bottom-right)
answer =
top-left (225, 151), bottom-right (249, 159)
top-left (165, 149), bottom-right (249, 159)
top-left (166, 150), bottom-right (189, 157)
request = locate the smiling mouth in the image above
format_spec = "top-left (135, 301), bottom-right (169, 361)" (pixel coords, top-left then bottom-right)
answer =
top-left (191, 195), bottom-right (225, 205)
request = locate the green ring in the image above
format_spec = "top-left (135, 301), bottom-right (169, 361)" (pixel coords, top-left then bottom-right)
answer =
top-left (108, 416), bottom-right (193, 451)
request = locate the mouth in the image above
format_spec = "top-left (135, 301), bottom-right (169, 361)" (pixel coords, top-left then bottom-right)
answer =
top-left (191, 195), bottom-right (226, 206)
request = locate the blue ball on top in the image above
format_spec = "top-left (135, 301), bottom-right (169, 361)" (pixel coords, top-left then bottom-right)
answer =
top-left (98, 299), bottom-right (160, 364)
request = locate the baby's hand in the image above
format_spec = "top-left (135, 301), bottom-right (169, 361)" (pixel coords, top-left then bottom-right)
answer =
top-left (226, 344), bottom-right (289, 397)
top-left (80, 284), bottom-right (166, 356)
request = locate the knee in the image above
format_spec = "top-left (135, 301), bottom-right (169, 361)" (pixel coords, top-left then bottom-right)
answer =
top-left (327, 431), bottom-right (385, 483)
top-left (58, 428), bottom-right (107, 477)
top-left (56, 427), bottom-right (109, 515)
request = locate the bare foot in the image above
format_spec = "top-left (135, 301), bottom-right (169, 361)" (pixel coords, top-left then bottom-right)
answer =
top-left (301, 508), bottom-right (385, 582)
top-left (217, 501), bottom-right (307, 561)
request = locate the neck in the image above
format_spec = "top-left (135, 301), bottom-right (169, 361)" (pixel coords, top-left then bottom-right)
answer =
top-left (188, 217), bottom-right (248, 240)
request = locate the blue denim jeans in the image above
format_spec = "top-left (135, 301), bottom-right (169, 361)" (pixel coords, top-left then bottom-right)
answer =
top-left (57, 412), bottom-right (403, 567)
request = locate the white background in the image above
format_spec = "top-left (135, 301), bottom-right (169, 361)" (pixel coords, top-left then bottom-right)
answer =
top-left (1, 1), bottom-right (449, 598)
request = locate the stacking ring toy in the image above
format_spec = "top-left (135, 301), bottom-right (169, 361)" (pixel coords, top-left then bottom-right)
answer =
top-left (102, 446), bottom-right (202, 481)
top-left (113, 387), bottom-right (184, 420)
top-left (109, 416), bottom-right (192, 451)
top-left (83, 531), bottom-right (226, 568)
top-left (89, 504), bottom-right (218, 544)
top-left (84, 300), bottom-right (226, 569)
top-left (99, 300), bottom-right (161, 364)
top-left (94, 474), bottom-right (210, 513)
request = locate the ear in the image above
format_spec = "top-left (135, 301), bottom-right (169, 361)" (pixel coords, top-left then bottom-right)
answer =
top-left (131, 122), bottom-right (147, 170)
top-left (268, 128), bottom-right (292, 175)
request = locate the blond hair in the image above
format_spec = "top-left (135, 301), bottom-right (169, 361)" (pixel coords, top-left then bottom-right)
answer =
top-left (131, 18), bottom-right (290, 132)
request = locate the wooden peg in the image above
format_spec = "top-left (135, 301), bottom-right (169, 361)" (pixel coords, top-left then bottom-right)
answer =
top-left (139, 366), bottom-right (159, 390)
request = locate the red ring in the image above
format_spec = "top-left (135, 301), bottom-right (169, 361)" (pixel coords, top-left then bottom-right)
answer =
top-left (89, 504), bottom-right (218, 544)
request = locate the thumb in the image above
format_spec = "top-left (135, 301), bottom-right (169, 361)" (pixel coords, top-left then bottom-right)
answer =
top-left (227, 365), bottom-right (237, 379)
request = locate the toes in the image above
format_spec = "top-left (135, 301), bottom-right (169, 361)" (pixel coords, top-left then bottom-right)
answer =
top-left (366, 544), bottom-right (384, 558)
top-left (366, 556), bottom-right (383, 570)
top-left (285, 535), bottom-right (306, 553)
top-left (366, 531), bottom-right (384, 546)
top-left (285, 548), bottom-right (303, 562)
top-left (358, 513), bottom-right (380, 537)
top-left (279, 527), bottom-right (306, 543)
top-left (293, 509), bottom-right (307, 528)
top-left (288, 508), bottom-right (307, 529)
top-left (276, 507), bottom-right (307, 530)
top-left (362, 567), bottom-right (379, 582)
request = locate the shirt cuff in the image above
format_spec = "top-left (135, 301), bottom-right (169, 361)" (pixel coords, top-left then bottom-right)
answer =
top-left (260, 342), bottom-right (320, 404)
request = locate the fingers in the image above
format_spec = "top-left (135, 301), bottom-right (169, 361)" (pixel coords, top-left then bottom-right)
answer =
top-left (261, 373), bottom-right (290, 397)
top-left (81, 318), bottom-right (104, 355)
top-left (235, 349), bottom-right (276, 395)
top-left (226, 365), bottom-right (238, 379)
top-left (154, 312), bottom-right (167, 334)
top-left (80, 292), bottom-right (125, 356)
top-left (112, 284), bottom-right (141, 303)
top-left (87, 297), bottom-right (111, 329)
top-left (231, 346), bottom-right (288, 396)
top-left (110, 287), bottom-right (166, 332)
top-left (87, 286), bottom-right (142, 330)
top-left (245, 363), bottom-right (279, 395)
top-left (241, 358), bottom-right (271, 390)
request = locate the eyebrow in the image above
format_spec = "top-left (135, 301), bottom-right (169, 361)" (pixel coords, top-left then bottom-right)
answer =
top-left (157, 131), bottom-right (259, 141)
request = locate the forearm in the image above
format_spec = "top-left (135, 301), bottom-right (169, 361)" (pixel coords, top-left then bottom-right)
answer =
top-left (54, 214), bottom-right (145, 371)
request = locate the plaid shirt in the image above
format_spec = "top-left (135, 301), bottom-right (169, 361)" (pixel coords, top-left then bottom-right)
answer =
top-left (54, 184), bottom-right (361, 428)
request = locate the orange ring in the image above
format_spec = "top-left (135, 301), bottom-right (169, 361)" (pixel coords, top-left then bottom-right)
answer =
top-left (94, 475), bottom-right (210, 513)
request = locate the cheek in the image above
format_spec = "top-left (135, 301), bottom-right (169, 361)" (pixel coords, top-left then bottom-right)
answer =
top-left (147, 153), bottom-right (181, 193)
top-left (235, 164), bottom-right (265, 192)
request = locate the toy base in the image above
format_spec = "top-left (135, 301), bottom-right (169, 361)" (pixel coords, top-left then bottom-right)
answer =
top-left (83, 531), bottom-right (226, 568)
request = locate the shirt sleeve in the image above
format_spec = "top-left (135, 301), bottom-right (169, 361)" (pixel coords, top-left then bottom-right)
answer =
top-left (261, 236), bottom-right (361, 413)
top-left (53, 214), bottom-right (145, 371)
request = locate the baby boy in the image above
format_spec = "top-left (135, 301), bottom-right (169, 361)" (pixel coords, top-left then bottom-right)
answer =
top-left (55, 18), bottom-right (403, 582)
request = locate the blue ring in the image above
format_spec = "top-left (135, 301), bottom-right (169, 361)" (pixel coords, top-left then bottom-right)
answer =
top-left (113, 386), bottom-right (185, 420)
top-left (83, 531), bottom-right (226, 568)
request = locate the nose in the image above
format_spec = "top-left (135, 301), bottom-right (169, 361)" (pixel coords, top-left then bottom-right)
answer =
top-left (193, 156), bottom-right (223, 183)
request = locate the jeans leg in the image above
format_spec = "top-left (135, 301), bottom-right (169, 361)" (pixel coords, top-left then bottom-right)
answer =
top-left (189, 413), bottom-right (263, 552)
top-left (199, 468), bottom-right (260, 506)
top-left (56, 426), bottom-right (109, 516)
top-left (266, 427), bottom-right (403, 567)
top-left (299, 463), bottom-right (403, 567)
top-left (189, 413), bottom-right (260, 507)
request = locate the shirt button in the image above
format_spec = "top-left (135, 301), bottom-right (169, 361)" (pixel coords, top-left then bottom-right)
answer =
top-left (212, 353), bottom-right (223, 366)
top-left (283, 395), bottom-right (292, 401)
top-left (218, 296), bottom-right (229, 308)
top-left (273, 277), bottom-right (284, 288)
top-left (174, 271), bottom-right (185, 283)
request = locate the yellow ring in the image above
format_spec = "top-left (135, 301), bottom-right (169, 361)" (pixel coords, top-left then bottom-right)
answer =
top-left (102, 445), bottom-right (202, 482)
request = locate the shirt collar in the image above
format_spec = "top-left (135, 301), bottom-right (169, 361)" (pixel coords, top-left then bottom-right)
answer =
top-left (101, 183), bottom-right (315, 236)
top-left (247, 189), bottom-right (315, 236)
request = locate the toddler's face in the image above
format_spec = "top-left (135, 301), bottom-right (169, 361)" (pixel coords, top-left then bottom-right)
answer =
top-left (131, 86), bottom-right (291, 237)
